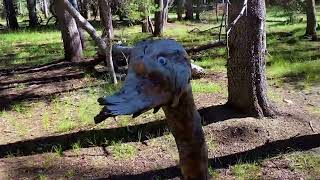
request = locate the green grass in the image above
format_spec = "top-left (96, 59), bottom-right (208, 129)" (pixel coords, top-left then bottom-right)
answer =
top-left (232, 163), bottom-right (261, 180)
top-left (208, 166), bottom-right (220, 179)
top-left (191, 79), bottom-right (224, 94)
top-left (266, 6), bottom-right (320, 87)
top-left (307, 106), bottom-right (320, 117)
top-left (52, 145), bottom-right (63, 157)
top-left (288, 152), bottom-right (320, 178)
top-left (0, 29), bottom-right (97, 69)
top-left (37, 174), bottom-right (48, 180)
top-left (110, 141), bottom-right (138, 160)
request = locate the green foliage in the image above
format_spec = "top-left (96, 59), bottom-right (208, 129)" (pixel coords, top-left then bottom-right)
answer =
top-left (289, 152), bottom-right (320, 178)
top-left (42, 110), bottom-right (50, 130)
top-left (124, 0), bottom-right (158, 21)
top-left (52, 145), bottom-right (63, 157)
top-left (192, 80), bottom-right (224, 94)
top-left (232, 163), bottom-right (261, 180)
top-left (111, 141), bottom-right (137, 160)
top-left (208, 166), bottom-right (220, 179)
top-left (37, 174), bottom-right (48, 180)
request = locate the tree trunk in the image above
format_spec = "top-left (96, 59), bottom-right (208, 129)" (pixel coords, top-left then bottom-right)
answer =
top-left (195, 0), bottom-right (201, 20)
top-left (43, 0), bottom-right (49, 18)
top-left (27, 0), bottom-right (38, 27)
top-left (176, 0), bottom-right (184, 20)
top-left (55, 0), bottom-right (83, 62)
top-left (163, 0), bottom-right (169, 24)
top-left (227, 0), bottom-right (275, 118)
top-left (305, 0), bottom-right (317, 41)
top-left (80, 0), bottom-right (90, 19)
top-left (154, 0), bottom-right (164, 36)
top-left (69, 0), bottom-right (86, 49)
top-left (64, 0), bottom-right (118, 84)
top-left (185, 0), bottom-right (193, 20)
top-left (140, 3), bottom-right (153, 33)
top-left (99, 0), bottom-right (114, 39)
top-left (142, 16), bottom-right (154, 33)
top-left (3, 0), bottom-right (19, 29)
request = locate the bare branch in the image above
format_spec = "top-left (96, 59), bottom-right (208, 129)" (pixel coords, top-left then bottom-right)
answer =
top-left (186, 40), bottom-right (226, 53)
top-left (63, 0), bottom-right (117, 84)
top-left (226, 0), bottom-right (248, 35)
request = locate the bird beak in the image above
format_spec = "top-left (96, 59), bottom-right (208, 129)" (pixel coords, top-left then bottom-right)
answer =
top-left (94, 68), bottom-right (171, 124)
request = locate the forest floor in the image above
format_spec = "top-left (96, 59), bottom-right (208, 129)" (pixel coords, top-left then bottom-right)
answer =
top-left (0, 6), bottom-right (320, 180)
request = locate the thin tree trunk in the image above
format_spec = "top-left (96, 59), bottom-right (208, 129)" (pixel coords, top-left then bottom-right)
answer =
top-left (3, 0), bottom-right (19, 29)
top-left (55, 0), bottom-right (83, 62)
top-left (64, 0), bottom-right (117, 84)
top-left (80, 0), bottom-right (90, 19)
top-left (195, 0), bottom-right (201, 20)
top-left (185, 0), bottom-right (193, 20)
top-left (154, 0), bottom-right (164, 36)
top-left (176, 0), bottom-right (184, 20)
top-left (163, 0), bottom-right (169, 24)
top-left (305, 0), bottom-right (317, 41)
top-left (69, 0), bottom-right (86, 49)
top-left (99, 0), bottom-right (114, 39)
top-left (140, 3), bottom-right (153, 33)
top-left (227, 0), bottom-right (275, 117)
top-left (27, 0), bottom-right (38, 27)
top-left (43, 0), bottom-right (49, 18)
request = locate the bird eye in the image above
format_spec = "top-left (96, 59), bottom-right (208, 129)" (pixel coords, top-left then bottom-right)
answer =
top-left (158, 56), bottom-right (167, 65)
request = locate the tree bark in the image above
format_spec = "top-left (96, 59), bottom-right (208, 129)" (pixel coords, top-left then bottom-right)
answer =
top-left (140, 3), bottom-right (153, 33)
top-left (79, 0), bottom-right (90, 19)
top-left (154, 0), bottom-right (164, 36)
top-left (27, 0), bottom-right (38, 27)
top-left (185, 0), bottom-right (193, 20)
top-left (305, 0), bottom-right (317, 41)
top-left (55, 0), bottom-right (83, 62)
top-left (195, 0), bottom-right (201, 20)
top-left (69, 0), bottom-right (86, 49)
top-left (163, 0), bottom-right (169, 25)
top-left (43, 0), bottom-right (49, 19)
top-left (3, 0), bottom-right (19, 29)
top-left (176, 0), bottom-right (184, 20)
top-left (64, 0), bottom-right (118, 84)
top-left (99, 0), bottom-right (114, 39)
top-left (227, 0), bottom-right (275, 118)
top-left (142, 16), bottom-right (154, 33)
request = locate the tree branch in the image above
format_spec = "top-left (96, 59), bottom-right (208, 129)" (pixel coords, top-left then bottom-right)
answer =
top-left (186, 40), bottom-right (226, 53)
top-left (64, 0), bottom-right (107, 53)
top-left (63, 0), bottom-right (117, 84)
top-left (226, 0), bottom-right (248, 35)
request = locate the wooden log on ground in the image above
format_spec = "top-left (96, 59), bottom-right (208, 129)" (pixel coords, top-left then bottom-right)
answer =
top-left (186, 40), bottom-right (226, 53)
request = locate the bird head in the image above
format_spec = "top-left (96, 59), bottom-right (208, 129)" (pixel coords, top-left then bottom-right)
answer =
top-left (94, 39), bottom-right (192, 123)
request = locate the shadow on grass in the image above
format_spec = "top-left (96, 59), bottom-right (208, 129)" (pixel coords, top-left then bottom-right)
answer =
top-left (1, 104), bottom-right (320, 179)
top-left (0, 42), bottom-right (64, 70)
top-left (111, 133), bottom-right (320, 179)
top-left (5, 131), bottom-right (320, 179)
top-left (0, 105), bottom-right (241, 158)
top-left (0, 59), bottom-right (103, 111)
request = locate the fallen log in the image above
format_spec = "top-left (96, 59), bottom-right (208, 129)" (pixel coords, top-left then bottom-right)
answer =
top-left (186, 40), bottom-right (226, 53)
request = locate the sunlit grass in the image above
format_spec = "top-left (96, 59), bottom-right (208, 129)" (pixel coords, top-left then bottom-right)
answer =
top-left (192, 79), bottom-right (224, 94)
top-left (288, 152), bottom-right (320, 179)
top-left (231, 163), bottom-right (261, 180)
top-left (110, 141), bottom-right (138, 160)
top-left (194, 57), bottom-right (226, 72)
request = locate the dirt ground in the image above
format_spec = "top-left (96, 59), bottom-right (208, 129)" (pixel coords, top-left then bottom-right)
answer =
top-left (0, 60), bottom-right (319, 179)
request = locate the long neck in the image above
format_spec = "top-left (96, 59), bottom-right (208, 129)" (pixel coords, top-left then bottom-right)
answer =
top-left (162, 90), bottom-right (208, 180)
top-left (164, 90), bottom-right (201, 126)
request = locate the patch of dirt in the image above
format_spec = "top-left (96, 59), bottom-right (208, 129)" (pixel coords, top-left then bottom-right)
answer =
top-left (0, 68), bottom-right (319, 179)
